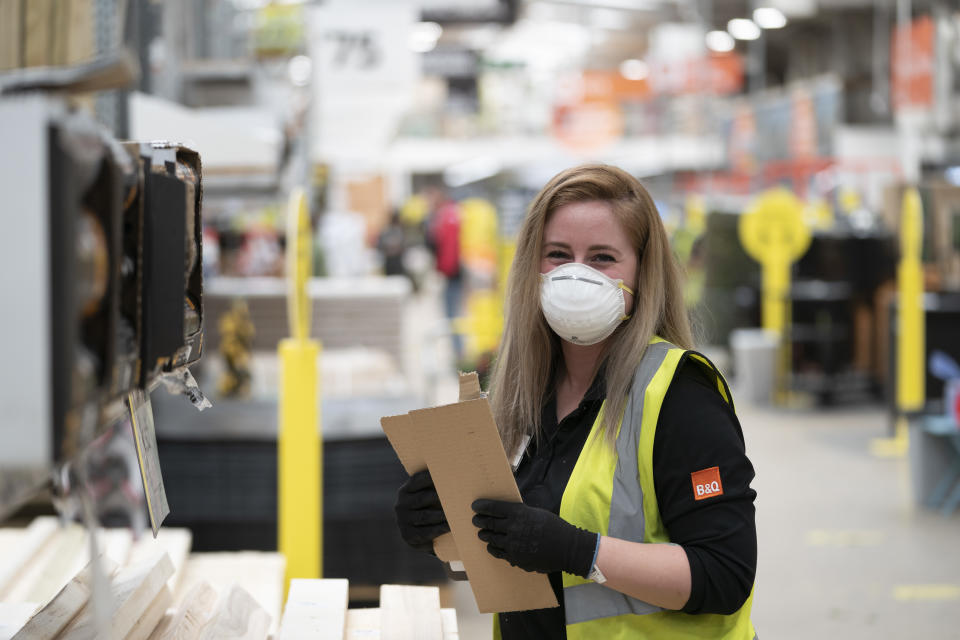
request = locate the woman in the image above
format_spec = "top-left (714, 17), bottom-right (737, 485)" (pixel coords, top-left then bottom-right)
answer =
top-left (396, 164), bottom-right (757, 639)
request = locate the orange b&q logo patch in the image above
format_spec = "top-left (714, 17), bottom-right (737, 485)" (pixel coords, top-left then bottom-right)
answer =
top-left (691, 466), bottom-right (724, 501)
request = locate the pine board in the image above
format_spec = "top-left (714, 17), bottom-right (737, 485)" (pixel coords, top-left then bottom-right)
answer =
top-left (13, 557), bottom-right (117, 640)
top-left (15, 526), bottom-right (87, 605)
top-left (379, 585), bottom-right (442, 640)
top-left (344, 607), bottom-right (458, 640)
top-left (345, 608), bottom-right (379, 639)
top-left (277, 579), bottom-right (348, 640)
top-left (59, 552), bottom-right (174, 640)
top-left (148, 580), bottom-right (219, 640)
top-left (441, 606), bottom-right (459, 639)
top-left (0, 518), bottom-right (59, 600)
top-left (128, 529), bottom-right (192, 592)
top-left (198, 585), bottom-right (270, 640)
top-left (175, 553), bottom-right (283, 636)
top-left (126, 586), bottom-right (174, 640)
top-left (0, 604), bottom-right (38, 640)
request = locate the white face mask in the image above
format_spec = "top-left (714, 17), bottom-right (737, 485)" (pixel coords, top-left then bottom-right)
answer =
top-left (539, 262), bottom-right (634, 346)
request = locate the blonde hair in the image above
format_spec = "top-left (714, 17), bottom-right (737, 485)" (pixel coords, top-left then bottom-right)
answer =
top-left (490, 164), bottom-right (693, 454)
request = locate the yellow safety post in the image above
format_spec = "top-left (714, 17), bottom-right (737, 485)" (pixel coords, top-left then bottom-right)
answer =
top-left (739, 188), bottom-right (812, 403)
top-left (278, 189), bottom-right (321, 595)
top-left (873, 187), bottom-right (925, 457)
top-left (739, 188), bottom-right (811, 334)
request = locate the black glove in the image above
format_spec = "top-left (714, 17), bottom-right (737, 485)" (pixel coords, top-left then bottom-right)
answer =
top-left (471, 499), bottom-right (598, 577)
top-left (395, 470), bottom-right (450, 554)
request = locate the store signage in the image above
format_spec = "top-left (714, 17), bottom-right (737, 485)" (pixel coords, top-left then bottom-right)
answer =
top-left (551, 71), bottom-right (627, 153)
top-left (891, 14), bottom-right (934, 111)
top-left (647, 53), bottom-right (744, 96)
top-left (309, 1), bottom-right (419, 162)
top-left (723, 78), bottom-right (841, 171)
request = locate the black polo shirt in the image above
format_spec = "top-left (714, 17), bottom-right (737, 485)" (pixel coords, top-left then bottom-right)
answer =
top-left (497, 355), bottom-right (757, 639)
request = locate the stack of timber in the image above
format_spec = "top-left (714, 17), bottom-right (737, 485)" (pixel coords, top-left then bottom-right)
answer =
top-left (1, 519), bottom-right (460, 639)
top-left (278, 580), bottom-right (458, 640)
top-left (0, 518), bottom-right (281, 639)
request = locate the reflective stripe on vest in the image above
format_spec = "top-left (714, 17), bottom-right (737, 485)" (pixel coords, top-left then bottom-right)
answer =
top-left (563, 339), bottom-right (672, 625)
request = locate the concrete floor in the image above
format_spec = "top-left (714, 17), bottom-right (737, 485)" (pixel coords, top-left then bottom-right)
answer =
top-left (445, 399), bottom-right (960, 639)
top-left (404, 279), bottom-right (960, 638)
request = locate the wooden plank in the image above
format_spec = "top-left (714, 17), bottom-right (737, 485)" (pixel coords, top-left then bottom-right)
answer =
top-left (127, 586), bottom-right (174, 640)
top-left (198, 585), bottom-right (270, 640)
top-left (148, 581), bottom-right (219, 640)
top-left (174, 553), bottom-right (283, 636)
top-left (15, 526), bottom-right (87, 605)
top-left (0, 603), bottom-right (38, 640)
top-left (277, 579), bottom-right (347, 640)
top-left (343, 605), bottom-right (456, 640)
top-left (13, 557), bottom-right (117, 640)
top-left (128, 529), bottom-right (192, 592)
top-left (379, 585), bottom-right (442, 640)
top-left (0, 518), bottom-right (59, 599)
top-left (100, 528), bottom-right (134, 567)
top-left (59, 552), bottom-right (174, 640)
top-left (440, 608), bottom-right (458, 640)
top-left (345, 608), bottom-right (379, 639)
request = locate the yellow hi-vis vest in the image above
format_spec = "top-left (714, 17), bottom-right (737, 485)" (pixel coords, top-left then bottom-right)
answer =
top-left (493, 338), bottom-right (757, 640)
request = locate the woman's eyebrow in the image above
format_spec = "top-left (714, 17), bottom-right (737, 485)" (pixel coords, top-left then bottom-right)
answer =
top-left (587, 244), bottom-right (621, 253)
top-left (543, 241), bottom-right (622, 254)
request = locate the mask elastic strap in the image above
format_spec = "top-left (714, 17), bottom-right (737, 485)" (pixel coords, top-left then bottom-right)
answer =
top-left (620, 283), bottom-right (634, 321)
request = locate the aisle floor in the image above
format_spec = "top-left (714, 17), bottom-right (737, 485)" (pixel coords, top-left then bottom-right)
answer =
top-left (446, 399), bottom-right (960, 639)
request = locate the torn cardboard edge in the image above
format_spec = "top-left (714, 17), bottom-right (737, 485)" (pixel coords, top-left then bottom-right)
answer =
top-left (380, 372), bottom-right (558, 614)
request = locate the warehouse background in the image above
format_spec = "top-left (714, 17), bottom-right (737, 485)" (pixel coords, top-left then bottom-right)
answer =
top-left (1, 0), bottom-right (960, 638)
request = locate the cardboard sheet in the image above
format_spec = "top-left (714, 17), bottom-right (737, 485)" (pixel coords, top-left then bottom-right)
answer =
top-left (383, 372), bottom-right (482, 564)
top-left (381, 379), bottom-right (558, 614)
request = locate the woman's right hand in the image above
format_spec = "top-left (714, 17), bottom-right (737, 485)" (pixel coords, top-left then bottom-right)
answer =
top-left (394, 469), bottom-right (450, 554)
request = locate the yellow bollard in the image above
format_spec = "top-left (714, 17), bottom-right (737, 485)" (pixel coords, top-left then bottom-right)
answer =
top-left (739, 188), bottom-right (811, 335)
top-left (739, 188), bottom-right (811, 403)
top-left (278, 189), bottom-right (322, 595)
top-left (897, 187), bottom-right (925, 415)
top-left (874, 188), bottom-right (925, 457)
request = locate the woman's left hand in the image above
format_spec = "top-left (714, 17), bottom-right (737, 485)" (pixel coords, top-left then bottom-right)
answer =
top-left (471, 499), bottom-right (598, 577)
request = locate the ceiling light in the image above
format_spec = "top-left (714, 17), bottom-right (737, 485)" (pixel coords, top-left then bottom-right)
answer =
top-left (619, 58), bottom-right (648, 80)
top-left (753, 7), bottom-right (787, 29)
top-left (727, 18), bottom-right (760, 41)
top-left (705, 30), bottom-right (735, 52)
top-left (409, 21), bottom-right (443, 53)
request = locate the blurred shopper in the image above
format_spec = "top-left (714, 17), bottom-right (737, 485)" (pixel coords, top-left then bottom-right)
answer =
top-left (429, 196), bottom-right (465, 360)
top-left (378, 209), bottom-right (409, 278)
top-left (396, 165), bottom-right (757, 638)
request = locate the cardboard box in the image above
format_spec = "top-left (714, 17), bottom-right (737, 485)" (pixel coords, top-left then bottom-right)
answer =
top-left (381, 373), bottom-right (558, 614)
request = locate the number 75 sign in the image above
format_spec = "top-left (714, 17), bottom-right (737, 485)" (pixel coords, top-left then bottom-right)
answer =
top-left (311, 2), bottom-right (418, 95)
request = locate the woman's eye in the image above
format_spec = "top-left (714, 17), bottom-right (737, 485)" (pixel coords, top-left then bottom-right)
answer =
top-left (591, 253), bottom-right (615, 262)
top-left (546, 250), bottom-right (570, 259)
